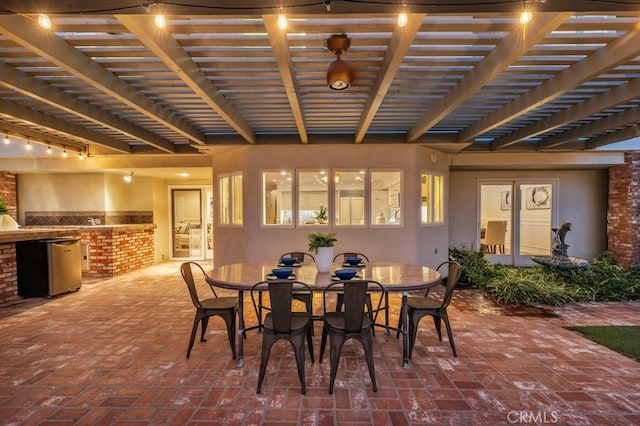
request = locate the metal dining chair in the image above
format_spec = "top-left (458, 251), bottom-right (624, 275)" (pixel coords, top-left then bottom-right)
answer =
top-left (180, 262), bottom-right (239, 359)
top-left (251, 280), bottom-right (315, 394)
top-left (319, 279), bottom-right (386, 394)
top-left (402, 261), bottom-right (462, 357)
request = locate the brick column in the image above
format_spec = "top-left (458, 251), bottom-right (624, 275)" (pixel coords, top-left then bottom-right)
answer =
top-left (608, 152), bottom-right (640, 268)
top-left (0, 171), bottom-right (17, 220)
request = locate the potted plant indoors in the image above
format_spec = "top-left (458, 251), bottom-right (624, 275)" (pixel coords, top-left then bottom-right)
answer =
top-left (315, 204), bottom-right (328, 224)
top-left (308, 231), bottom-right (337, 272)
top-left (0, 198), bottom-right (19, 230)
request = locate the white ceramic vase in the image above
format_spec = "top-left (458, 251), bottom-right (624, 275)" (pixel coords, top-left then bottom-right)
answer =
top-left (0, 214), bottom-right (19, 230)
top-left (315, 246), bottom-right (334, 273)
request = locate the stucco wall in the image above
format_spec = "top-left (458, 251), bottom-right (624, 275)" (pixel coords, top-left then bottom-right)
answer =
top-left (449, 169), bottom-right (608, 263)
top-left (212, 144), bottom-right (451, 267)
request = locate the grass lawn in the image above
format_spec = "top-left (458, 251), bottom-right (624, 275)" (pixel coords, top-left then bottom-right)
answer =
top-left (565, 326), bottom-right (640, 362)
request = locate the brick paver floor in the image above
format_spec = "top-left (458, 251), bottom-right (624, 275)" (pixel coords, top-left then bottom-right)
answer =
top-left (0, 261), bottom-right (638, 425)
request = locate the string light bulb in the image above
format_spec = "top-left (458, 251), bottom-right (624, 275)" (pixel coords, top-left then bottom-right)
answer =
top-left (520, 10), bottom-right (533, 24)
top-left (47, 145), bottom-right (52, 154)
top-left (25, 138), bottom-right (32, 151)
top-left (3, 132), bottom-right (9, 144)
top-left (278, 8), bottom-right (287, 30)
top-left (78, 150), bottom-right (84, 160)
top-left (62, 147), bottom-right (68, 157)
top-left (154, 14), bottom-right (166, 28)
top-left (38, 14), bottom-right (52, 29)
top-left (397, 9), bottom-right (408, 27)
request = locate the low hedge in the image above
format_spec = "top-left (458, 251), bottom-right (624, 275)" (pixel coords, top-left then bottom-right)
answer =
top-left (449, 247), bottom-right (640, 306)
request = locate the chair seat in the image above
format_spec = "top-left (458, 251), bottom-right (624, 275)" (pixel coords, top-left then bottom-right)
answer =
top-left (323, 311), bottom-right (372, 331)
top-left (200, 296), bottom-right (239, 310)
top-left (406, 296), bottom-right (442, 310)
top-left (263, 312), bottom-right (311, 332)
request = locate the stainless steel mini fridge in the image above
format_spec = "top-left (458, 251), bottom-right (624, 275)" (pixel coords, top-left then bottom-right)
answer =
top-left (17, 238), bottom-right (83, 297)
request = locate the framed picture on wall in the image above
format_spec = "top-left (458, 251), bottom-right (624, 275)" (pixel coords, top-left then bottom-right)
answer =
top-left (500, 191), bottom-right (511, 211)
top-left (526, 185), bottom-right (551, 209)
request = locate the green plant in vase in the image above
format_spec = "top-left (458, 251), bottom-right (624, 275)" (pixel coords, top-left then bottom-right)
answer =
top-left (307, 231), bottom-right (337, 253)
top-left (308, 231), bottom-right (337, 273)
top-left (0, 199), bottom-right (8, 215)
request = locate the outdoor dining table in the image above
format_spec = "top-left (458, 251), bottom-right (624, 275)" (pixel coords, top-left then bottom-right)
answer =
top-left (206, 261), bottom-right (441, 368)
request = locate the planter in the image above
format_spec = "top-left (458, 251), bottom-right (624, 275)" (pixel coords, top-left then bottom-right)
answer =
top-left (0, 214), bottom-right (19, 230)
top-left (315, 246), bottom-right (334, 273)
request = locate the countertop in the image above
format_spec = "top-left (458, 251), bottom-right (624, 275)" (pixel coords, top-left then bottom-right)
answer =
top-left (0, 228), bottom-right (81, 244)
top-left (0, 224), bottom-right (156, 244)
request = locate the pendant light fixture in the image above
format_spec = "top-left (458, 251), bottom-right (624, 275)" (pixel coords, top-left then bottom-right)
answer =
top-left (325, 34), bottom-right (354, 91)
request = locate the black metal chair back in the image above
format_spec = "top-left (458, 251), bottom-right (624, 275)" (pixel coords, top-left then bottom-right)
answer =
top-left (180, 262), bottom-right (238, 359)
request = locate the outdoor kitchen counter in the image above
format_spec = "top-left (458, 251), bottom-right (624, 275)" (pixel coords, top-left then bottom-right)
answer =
top-left (0, 228), bottom-right (81, 244)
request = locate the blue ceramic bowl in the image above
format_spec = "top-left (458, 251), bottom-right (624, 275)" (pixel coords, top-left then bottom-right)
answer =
top-left (334, 268), bottom-right (357, 280)
top-left (346, 256), bottom-right (362, 266)
top-left (280, 257), bottom-right (297, 266)
top-left (271, 267), bottom-right (292, 279)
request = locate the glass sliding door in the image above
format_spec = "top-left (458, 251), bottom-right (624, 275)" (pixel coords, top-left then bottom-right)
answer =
top-left (171, 187), bottom-right (209, 260)
top-left (479, 183), bottom-right (512, 261)
top-left (479, 180), bottom-right (557, 266)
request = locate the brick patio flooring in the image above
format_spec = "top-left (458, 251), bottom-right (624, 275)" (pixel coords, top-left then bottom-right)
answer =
top-left (0, 261), bottom-right (638, 425)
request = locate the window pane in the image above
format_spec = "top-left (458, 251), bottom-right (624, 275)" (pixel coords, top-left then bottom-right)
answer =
top-left (334, 170), bottom-right (366, 226)
top-left (371, 171), bottom-right (402, 226)
top-left (434, 174), bottom-right (444, 223)
top-left (219, 175), bottom-right (229, 224)
top-left (232, 173), bottom-right (243, 225)
top-left (298, 170), bottom-right (329, 226)
top-left (421, 173), bottom-right (432, 224)
top-left (263, 170), bottom-right (293, 225)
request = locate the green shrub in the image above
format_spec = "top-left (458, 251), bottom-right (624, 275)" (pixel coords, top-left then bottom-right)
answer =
top-left (448, 246), bottom-right (640, 306)
top-left (479, 266), bottom-right (580, 306)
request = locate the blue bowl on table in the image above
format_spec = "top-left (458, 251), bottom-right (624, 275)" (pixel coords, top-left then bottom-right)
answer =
top-left (280, 257), bottom-right (297, 266)
top-left (271, 267), bottom-right (293, 279)
top-left (346, 256), bottom-right (362, 266)
top-left (334, 268), bottom-right (357, 280)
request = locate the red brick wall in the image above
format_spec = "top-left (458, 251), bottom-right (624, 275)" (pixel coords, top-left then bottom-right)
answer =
top-left (0, 243), bottom-right (17, 303)
top-left (0, 172), bottom-right (18, 220)
top-left (608, 152), bottom-right (640, 268)
top-left (81, 228), bottom-right (154, 278)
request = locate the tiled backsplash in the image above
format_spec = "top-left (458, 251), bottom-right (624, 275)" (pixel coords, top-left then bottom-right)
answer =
top-left (25, 211), bottom-right (153, 226)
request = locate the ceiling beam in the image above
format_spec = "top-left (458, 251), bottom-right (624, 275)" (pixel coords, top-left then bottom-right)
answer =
top-left (0, 15), bottom-right (205, 146)
top-left (0, 120), bottom-right (86, 152)
top-left (117, 15), bottom-right (256, 144)
top-left (0, 98), bottom-right (131, 153)
top-left (540, 106), bottom-right (640, 150)
top-left (584, 125), bottom-right (640, 150)
top-left (0, 61), bottom-right (176, 153)
top-left (534, 77), bottom-right (640, 150)
top-left (262, 15), bottom-right (308, 144)
top-left (357, 13), bottom-right (425, 144)
top-left (483, 26), bottom-right (640, 150)
top-left (407, 12), bottom-right (570, 143)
